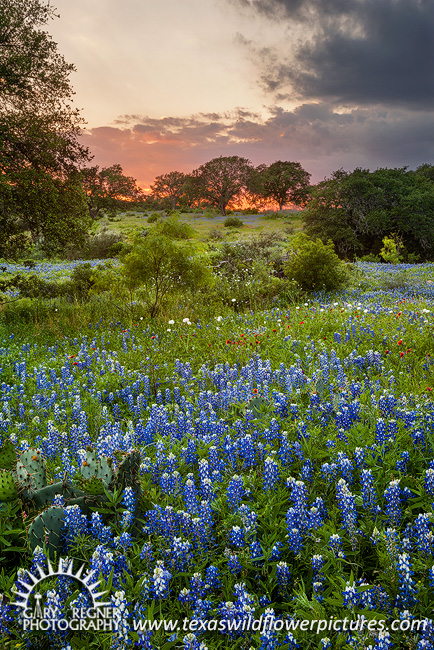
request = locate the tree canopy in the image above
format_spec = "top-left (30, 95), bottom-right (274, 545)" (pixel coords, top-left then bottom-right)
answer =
top-left (150, 171), bottom-right (188, 209)
top-left (0, 0), bottom-right (91, 257)
top-left (80, 164), bottom-right (143, 220)
top-left (250, 160), bottom-right (311, 210)
top-left (193, 155), bottom-right (254, 215)
top-left (303, 167), bottom-right (434, 260)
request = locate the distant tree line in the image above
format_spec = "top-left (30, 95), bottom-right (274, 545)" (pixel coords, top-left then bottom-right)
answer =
top-left (148, 157), bottom-right (311, 215)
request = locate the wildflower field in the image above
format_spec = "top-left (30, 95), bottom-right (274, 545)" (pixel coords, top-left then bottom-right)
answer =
top-left (2, 262), bottom-right (434, 650)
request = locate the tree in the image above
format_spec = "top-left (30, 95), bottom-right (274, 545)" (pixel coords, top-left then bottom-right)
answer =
top-left (250, 161), bottom-right (311, 210)
top-left (284, 233), bottom-right (348, 291)
top-left (150, 171), bottom-right (188, 209)
top-left (80, 164), bottom-right (143, 220)
top-left (121, 233), bottom-right (210, 317)
top-left (0, 0), bottom-right (91, 257)
top-left (193, 155), bottom-right (254, 215)
top-left (303, 167), bottom-right (434, 260)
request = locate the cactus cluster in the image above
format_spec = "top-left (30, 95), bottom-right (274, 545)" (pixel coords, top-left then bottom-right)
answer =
top-left (0, 439), bottom-right (143, 559)
top-left (0, 440), bottom-right (47, 502)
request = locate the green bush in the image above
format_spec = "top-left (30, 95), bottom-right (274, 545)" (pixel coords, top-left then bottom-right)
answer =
top-left (224, 216), bottom-right (244, 228)
top-left (67, 263), bottom-right (96, 300)
top-left (380, 233), bottom-right (403, 264)
top-left (147, 212), bottom-right (160, 223)
top-left (121, 233), bottom-right (210, 316)
top-left (154, 216), bottom-right (194, 240)
top-left (283, 234), bottom-right (348, 292)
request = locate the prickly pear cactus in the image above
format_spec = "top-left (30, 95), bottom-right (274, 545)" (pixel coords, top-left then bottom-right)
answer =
top-left (0, 469), bottom-right (18, 502)
top-left (22, 482), bottom-right (87, 509)
top-left (81, 476), bottom-right (106, 495)
top-left (17, 448), bottom-right (46, 490)
top-left (114, 450), bottom-right (141, 498)
top-left (80, 447), bottom-right (113, 487)
top-left (28, 506), bottom-right (65, 560)
top-left (0, 439), bottom-right (17, 470)
top-left (246, 396), bottom-right (269, 418)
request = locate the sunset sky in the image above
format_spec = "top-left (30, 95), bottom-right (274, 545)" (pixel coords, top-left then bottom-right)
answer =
top-left (49, 0), bottom-right (434, 189)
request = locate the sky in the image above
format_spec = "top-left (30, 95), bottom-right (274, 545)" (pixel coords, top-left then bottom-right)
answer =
top-left (49, 0), bottom-right (434, 189)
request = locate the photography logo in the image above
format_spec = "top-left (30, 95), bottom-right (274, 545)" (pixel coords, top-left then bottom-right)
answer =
top-left (11, 558), bottom-right (118, 632)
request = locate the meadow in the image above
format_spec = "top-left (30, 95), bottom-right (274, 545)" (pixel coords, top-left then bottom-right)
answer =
top-left (1, 231), bottom-right (434, 649)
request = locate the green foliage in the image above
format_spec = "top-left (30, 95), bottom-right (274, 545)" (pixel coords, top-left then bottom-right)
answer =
top-left (380, 233), bottom-right (403, 264)
top-left (67, 263), bottom-right (96, 300)
top-left (223, 216), bottom-right (244, 227)
top-left (154, 215), bottom-right (194, 239)
top-left (80, 164), bottom-right (143, 220)
top-left (193, 155), bottom-right (254, 215)
top-left (304, 166), bottom-right (434, 260)
top-left (284, 233), bottom-right (348, 291)
top-left (121, 232), bottom-right (210, 316)
top-left (147, 212), bottom-right (160, 223)
top-left (66, 229), bottom-right (124, 260)
top-left (0, 0), bottom-right (92, 258)
top-left (249, 160), bottom-right (311, 210)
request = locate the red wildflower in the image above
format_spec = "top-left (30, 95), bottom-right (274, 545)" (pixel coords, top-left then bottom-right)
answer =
top-left (397, 339), bottom-right (403, 345)
top-left (69, 355), bottom-right (75, 359)
top-left (122, 329), bottom-right (127, 333)
top-left (400, 351), bottom-right (405, 358)
top-left (427, 387), bottom-right (432, 392)
top-left (253, 389), bottom-right (258, 394)
top-left (385, 350), bottom-right (390, 355)
top-left (272, 329), bottom-right (277, 332)
top-left (72, 361), bottom-right (78, 365)
top-left (226, 340), bottom-right (231, 344)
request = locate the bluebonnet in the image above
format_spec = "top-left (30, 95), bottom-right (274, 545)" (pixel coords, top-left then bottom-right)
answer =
top-left (276, 561), bottom-right (291, 593)
top-left (152, 561), bottom-right (172, 599)
top-left (360, 469), bottom-right (380, 518)
top-left (336, 479), bottom-right (358, 543)
top-left (329, 534), bottom-right (345, 559)
top-left (384, 479), bottom-right (401, 527)
top-left (230, 525), bottom-right (245, 549)
top-left (413, 513), bottom-right (434, 556)
top-left (396, 451), bottom-right (409, 474)
top-left (226, 551), bottom-right (242, 575)
top-left (342, 581), bottom-right (360, 609)
top-left (263, 456), bottom-right (280, 491)
top-left (396, 553), bottom-right (418, 610)
top-left (425, 468), bottom-right (434, 496)
top-left (226, 475), bottom-right (245, 510)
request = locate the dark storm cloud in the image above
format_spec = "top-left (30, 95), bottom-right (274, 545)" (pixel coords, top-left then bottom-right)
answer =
top-left (231, 0), bottom-right (434, 108)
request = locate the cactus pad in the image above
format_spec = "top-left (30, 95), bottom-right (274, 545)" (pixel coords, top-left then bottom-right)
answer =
top-left (0, 439), bottom-right (17, 470)
top-left (0, 469), bottom-right (18, 502)
top-left (28, 506), bottom-right (65, 559)
top-left (80, 448), bottom-right (113, 486)
top-left (246, 396), bottom-right (270, 417)
top-left (18, 448), bottom-right (47, 490)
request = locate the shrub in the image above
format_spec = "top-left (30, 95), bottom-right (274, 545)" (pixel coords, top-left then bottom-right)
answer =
top-left (147, 212), bottom-right (160, 223)
top-left (154, 216), bottom-right (194, 240)
top-left (121, 233), bottom-right (210, 317)
top-left (380, 233), bottom-right (403, 264)
top-left (283, 234), bottom-right (348, 292)
top-left (65, 229), bottom-right (123, 260)
top-left (224, 216), bottom-right (244, 227)
top-left (208, 228), bottom-right (224, 241)
top-left (67, 263), bottom-right (96, 300)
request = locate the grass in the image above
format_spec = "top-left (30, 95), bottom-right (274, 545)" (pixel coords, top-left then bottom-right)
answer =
top-left (1, 262), bottom-right (434, 648)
